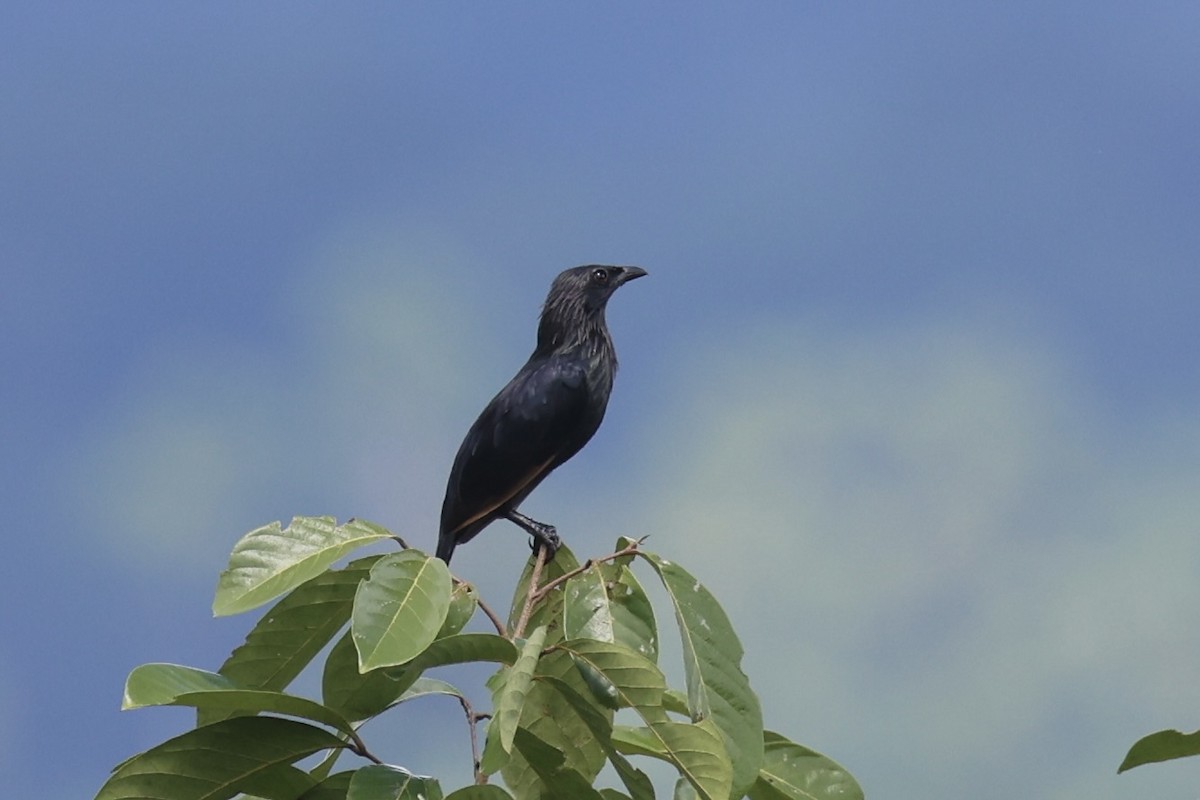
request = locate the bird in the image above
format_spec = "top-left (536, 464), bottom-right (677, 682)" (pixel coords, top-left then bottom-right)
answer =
top-left (436, 265), bottom-right (647, 564)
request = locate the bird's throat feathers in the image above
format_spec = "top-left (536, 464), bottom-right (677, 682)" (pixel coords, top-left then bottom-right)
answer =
top-left (535, 297), bottom-right (617, 366)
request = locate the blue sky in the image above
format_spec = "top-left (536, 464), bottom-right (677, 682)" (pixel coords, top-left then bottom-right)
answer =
top-left (3, 4), bottom-right (1199, 798)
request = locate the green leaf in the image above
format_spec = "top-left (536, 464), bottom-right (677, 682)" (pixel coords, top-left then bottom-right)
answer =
top-left (601, 560), bottom-right (658, 663)
top-left (612, 536), bottom-right (642, 557)
top-left (1119, 728), bottom-right (1200, 772)
top-left (511, 727), bottom-right (608, 800)
top-left (298, 770), bottom-right (355, 800)
top-left (499, 647), bottom-right (611, 798)
top-left (747, 730), bottom-right (862, 800)
top-left (663, 689), bottom-right (691, 718)
top-left (642, 551), bottom-right (764, 796)
top-left (554, 639), bottom-right (667, 719)
top-left (95, 717), bottom-right (348, 800)
top-left (393, 632), bottom-right (520, 671)
top-left (352, 550), bottom-right (452, 670)
top-left (573, 655), bottom-right (622, 710)
top-left (440, 581), bottom-right (479, 638)
top-left (231, 764), bottom-right (316, 800)
top-left (124, 662), bottom-right (238, 707)
top-left (304, 753), bottom-right (350, 786)
top-left (326, 621), bottom-right (514, 724)
top-left (601, 792), bottom-right (635, 800)
top-left (124, 663), bottom-right (358, 738)
top-left (540, 675), bottom-right (656, 800)
top-left (345, 632), bottom-right (515, 719)
top-left (444, 787), bottom-right (514, 800)
top-left (323, 631), bottom-right (410, 723)
top-left (345, 764), bottom-right (443, 800)
top-left (211, 555), bottom-right (381, 706)
top-left (214, 517), bottom-right (393, 616)
top-left (481, 624), bottom-right (549, 773)
top-left (612, 719), bottom-right (732, 800)
top-left (396, 677), bottom-right (464, 703)
top-left (564, 565), bottom-right (615, 641)
top-left (672, 778), bottom-right (698, 800)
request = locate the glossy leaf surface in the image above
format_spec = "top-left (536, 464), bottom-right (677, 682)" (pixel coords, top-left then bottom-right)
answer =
top-left (214, 517), bottom-right (392, 616)
top-left (642, 551), bottom-right (764, 796)
top-left (352, 550), bottom-right (452, 670)
top-left (95, 717), bottom-right (346, 800)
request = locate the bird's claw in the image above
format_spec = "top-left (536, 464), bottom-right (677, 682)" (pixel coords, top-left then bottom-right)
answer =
top-left (526, 524), bottom-right (560, 560)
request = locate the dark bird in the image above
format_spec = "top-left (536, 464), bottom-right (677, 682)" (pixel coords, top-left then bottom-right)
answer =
top-left (436, 265), bottom-right (647, 564)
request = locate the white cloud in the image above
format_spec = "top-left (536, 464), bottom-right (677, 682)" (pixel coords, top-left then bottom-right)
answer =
top-left (633, 319), bottom-right (1200, 799)
top-left (67, 216), bottom-right (486, 567)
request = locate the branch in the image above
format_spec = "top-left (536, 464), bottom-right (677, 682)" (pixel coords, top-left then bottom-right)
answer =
top-left (452, 694), bottom-right (491, 784)
top-left (510, 537), bottom-right (647, 639)
top-left (511, 543), bottom-right (550, 640)
top-left (475, 595), bottom-right (507, 636)
top-left (530, 537), bottom-right (646, 604)
top-left (346, 729), bottom-right (384, 765)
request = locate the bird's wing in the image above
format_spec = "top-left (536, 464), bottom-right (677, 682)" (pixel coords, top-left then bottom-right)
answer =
top-left (440, 356), bottom-right (593, 540)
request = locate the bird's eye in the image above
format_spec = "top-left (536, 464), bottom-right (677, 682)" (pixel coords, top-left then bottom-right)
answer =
top-left (591, 268), bottom-right (609, 283)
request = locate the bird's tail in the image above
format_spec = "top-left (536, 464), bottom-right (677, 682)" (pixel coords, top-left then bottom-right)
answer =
top-left (435, 535), bottom-right (455, 564)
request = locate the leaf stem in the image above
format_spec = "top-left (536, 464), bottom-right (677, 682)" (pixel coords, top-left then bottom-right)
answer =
top-left (346, 730), bottom-right (384, 765)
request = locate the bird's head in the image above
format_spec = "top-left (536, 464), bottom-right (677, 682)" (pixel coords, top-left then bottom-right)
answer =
top-left (548, 264), bottom-right (648, 313)
top-left (538, 265), bottom-right (647, 350)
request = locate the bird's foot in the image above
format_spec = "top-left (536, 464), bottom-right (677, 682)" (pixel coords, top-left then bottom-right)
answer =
top-left (506, 509), bottom-right (560, 561)
top-left (525, 523), bottom-right (560, 560)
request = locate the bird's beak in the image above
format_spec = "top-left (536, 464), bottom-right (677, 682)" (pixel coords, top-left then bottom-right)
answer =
top-left (617, 266), bottom-right (648, 284)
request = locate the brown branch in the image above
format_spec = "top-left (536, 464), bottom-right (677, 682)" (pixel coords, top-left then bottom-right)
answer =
top-left (456, 694), bottom-right (492, 784)
top-left (530, 538), bottom-right (646, 604)
top-left (511, 543), bottom-right (550, 640)
top-left (475, 595), bottom-right (507, 637)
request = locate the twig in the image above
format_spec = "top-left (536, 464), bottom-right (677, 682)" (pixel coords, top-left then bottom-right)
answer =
top-left (511, 543), bottom-right (550, 640)
top-left (456, 694), bottom-right (491, 784)
top-left (530, 537), bottom-right (646, 604)
top-left (346, 729), bottom-right (384, 765)
top-left (450, 574), bottom-right (508, 636)
top-left (475, 595), bottom-right (507, 637)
